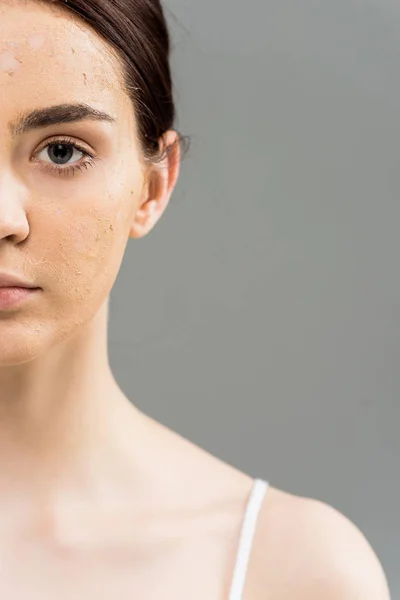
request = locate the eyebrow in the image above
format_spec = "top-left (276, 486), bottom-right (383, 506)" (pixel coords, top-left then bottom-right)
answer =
top-left (9, 103), bottom-right (116, 137)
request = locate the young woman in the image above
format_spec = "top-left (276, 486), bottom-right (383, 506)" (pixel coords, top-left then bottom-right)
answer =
top-left (0, 1), bottom-right (390, 598)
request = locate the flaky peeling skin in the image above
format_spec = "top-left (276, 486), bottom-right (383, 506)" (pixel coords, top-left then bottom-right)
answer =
top-left (0, 0), bottom-right (151, 365)
top-left (0, 32), bottom-right (45, 74)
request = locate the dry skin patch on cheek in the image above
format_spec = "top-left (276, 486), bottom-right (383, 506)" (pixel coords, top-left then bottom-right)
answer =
top-left (54, 202), bottom-right (128, 291)
top-left (27, 199), bottom-right (119, 306)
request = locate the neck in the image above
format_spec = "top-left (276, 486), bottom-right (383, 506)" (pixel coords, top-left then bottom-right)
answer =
top-left (0, 298), bottom-right (143, 495)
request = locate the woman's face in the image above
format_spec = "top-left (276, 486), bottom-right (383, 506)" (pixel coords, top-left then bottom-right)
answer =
top-left (0, 1), bottom-right (174, 365)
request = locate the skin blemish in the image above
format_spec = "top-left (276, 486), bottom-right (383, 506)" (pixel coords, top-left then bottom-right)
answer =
top-left (83, 72), bottom-right (87, 85)
top-left (0, 50), bottom-right (22, 73)
top-left (28, 34), bottom-right (46, 50)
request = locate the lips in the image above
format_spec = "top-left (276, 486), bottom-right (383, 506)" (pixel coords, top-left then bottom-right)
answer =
top-left (0, 273), bottom-right (38, 289)
top-left (0, 286), bottom-right (40, 310)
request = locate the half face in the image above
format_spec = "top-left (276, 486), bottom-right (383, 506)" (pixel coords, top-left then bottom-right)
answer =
top-left (0, 1), bottom-right (165, 365)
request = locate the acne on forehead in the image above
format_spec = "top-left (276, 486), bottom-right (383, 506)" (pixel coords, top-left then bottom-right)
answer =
top-left (0, 49), bottom-right (22, 74)
top-left (0, 34), bottom-right (45, 75)
top-left (28, 33), bottom-right (46, 49)
top-left (0, 4), bottom-right (123, 90)
top-left (0, 5), bottom-right (134, 137)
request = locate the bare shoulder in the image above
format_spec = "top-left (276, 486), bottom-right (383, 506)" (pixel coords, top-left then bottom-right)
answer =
top-left (246, 485), bottom-right (391, 600)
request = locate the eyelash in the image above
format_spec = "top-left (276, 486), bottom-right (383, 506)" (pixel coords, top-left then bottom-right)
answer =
top-left (33, 136), bottom-right (100, 177)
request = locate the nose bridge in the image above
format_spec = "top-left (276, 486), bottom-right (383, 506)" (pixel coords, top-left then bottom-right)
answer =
top-left (0, 166), bottom-right (29, 244)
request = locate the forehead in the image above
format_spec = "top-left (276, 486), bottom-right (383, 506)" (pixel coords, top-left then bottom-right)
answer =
top-left (0, 1), bottom-right (132, 130)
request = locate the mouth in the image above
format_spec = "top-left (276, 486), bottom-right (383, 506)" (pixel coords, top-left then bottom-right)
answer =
top-left (0, 286), bottom-right (41, 311)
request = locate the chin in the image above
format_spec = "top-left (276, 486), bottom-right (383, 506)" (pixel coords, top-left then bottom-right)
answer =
top-left (0, 320), bottom-right (56, 367)
top-left (0, 345), bottom-right (43, 367)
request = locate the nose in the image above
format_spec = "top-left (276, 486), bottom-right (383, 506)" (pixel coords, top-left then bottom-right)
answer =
top-left (0, 176), bottom-right (30, 244)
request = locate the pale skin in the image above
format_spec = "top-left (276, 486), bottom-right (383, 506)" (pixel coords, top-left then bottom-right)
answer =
top-left (0, 1), bottom-right (391, 599)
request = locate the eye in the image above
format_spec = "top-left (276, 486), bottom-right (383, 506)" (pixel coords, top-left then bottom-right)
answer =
top-left (33, 136), bottom-right (99, 177)
top-left (39, 142), bottom-right (84, 166)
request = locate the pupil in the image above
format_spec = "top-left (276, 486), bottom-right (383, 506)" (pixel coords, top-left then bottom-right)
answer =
top-left (49, 144), bottom-right (73, 165)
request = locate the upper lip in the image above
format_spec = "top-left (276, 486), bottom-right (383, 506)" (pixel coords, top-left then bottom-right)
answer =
top-left (0, 273), bottom-right (38, 289)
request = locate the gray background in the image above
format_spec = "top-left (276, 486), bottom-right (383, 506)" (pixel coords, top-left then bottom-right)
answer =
top-left (109, 0), bottom-right (399, 595)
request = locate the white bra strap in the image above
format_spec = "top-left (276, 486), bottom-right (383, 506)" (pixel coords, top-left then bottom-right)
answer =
top-left (228, 478), bottom-right (269, 600)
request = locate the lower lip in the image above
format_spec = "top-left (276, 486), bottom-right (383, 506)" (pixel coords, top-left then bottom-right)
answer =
top-left (0, 287), bottom-right (40, 310)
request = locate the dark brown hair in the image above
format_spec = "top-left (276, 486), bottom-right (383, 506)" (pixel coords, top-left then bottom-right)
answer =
top-left (46, 0), bottom-right (187, 163)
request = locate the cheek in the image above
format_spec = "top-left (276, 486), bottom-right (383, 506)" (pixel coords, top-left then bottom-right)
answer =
top-left (36, 195), bottom-right (132, 310)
